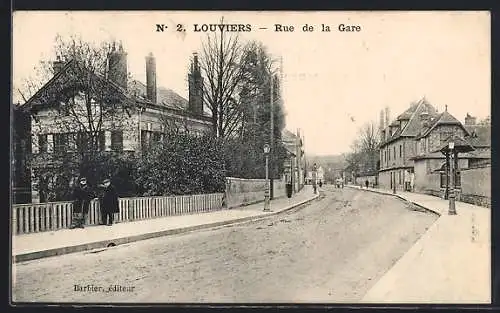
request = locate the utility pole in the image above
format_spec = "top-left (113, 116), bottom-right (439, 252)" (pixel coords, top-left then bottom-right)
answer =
top-left (270, 73), bottom-right (274, 200)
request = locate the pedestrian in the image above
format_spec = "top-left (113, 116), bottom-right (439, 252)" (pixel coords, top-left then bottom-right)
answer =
top-left (365, 180), bottom-right (369, 189)
top-left (70, 177), bottom-right (94, 229)
top-left (99, 178), bottom-right (119, 226)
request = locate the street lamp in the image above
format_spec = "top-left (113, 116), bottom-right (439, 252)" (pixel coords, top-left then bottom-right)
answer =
top-left (312, 163), bottom-right (318, 194)
top-left (392, 172), bottom-right (396, 194)
top-left (448, 142), bottom-right (457, 215)
top-left (263, 143), bottom-right (271, 212)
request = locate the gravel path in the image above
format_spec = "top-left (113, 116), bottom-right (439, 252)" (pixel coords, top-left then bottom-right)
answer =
top-left (13, 187), bottom-right (437, 303)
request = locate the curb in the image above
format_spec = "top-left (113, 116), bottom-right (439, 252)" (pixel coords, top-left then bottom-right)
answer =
top-left (14, 194), bottom-right (320, 263)
top-left (346, 185), bottom-right (442, 216)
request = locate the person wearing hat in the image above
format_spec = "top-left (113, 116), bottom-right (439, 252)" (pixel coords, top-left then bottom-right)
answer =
top-left (99, 178), bottom-right (119, 226)
top-left (70, 176), bottom-right (95, 229)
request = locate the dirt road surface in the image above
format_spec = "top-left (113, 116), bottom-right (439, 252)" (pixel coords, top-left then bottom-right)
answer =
top-left (13, 187), bottom-right (437, 303)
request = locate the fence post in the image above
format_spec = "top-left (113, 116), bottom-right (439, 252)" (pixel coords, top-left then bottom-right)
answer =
top-left (34, 206), bottom-right (40, 232)
top-left (44, 205), bottom-right (50, 232)
top-left (50, 203), bottom-right (56, 231)
top-left (12, 206), bottom-right (18, 235)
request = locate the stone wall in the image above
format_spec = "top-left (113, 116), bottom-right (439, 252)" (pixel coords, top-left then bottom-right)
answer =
top-left (460, 165), bottom-right (491, 208)
top-left (224, 177), bottom-right (286, 209)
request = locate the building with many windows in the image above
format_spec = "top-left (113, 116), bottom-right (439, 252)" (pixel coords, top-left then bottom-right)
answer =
top-left (14, 44), bottom-right (211, 203)
top-left (378, 97), bottom-right (490, 201)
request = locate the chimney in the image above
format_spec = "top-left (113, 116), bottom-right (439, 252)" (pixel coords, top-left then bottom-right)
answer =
top-left (108, 41), bottom-right (128, 90)
top-left (188, 52), bottom-right (204, 116)
top-left (52, 56), bottom-right (65, 74)
top-left (420, 110), bottom-right (430, 128)
top-left (465, 113), bottom-right (477, 126)
top-left (146, 52), bottom-right (157, 103)
top-left (379, 110), bottom-right (385, 141)
top-left (384, 107), bottom-right (390, 128)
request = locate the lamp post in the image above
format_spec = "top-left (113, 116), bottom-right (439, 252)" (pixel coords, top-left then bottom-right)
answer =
top-left (263, 143), bottom-right (271, 212)
top-left (392, 172), bottom-right (396, 194)
top-left (448, 142), bottom-right (457, 215)
top-left (312, 163), bottom-right (318, 194)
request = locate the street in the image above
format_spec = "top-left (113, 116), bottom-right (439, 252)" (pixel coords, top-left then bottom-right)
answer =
top-left (13, 187), bottom-right (437, 303)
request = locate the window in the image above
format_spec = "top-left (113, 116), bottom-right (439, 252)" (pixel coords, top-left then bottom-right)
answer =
top-left (393, 146), bottom-right (396, 159)
top-left (388, 148), bottom-right (391, 160)
top-left (98, 131), bottom-right (105, 151)
top-left (440, 172), bottom-right (447, 188)
top-left (399, 145), bottom-right (402, 158)
top-left (38, 134), bottom-right (48, 153)
top-left (152, 131), bottom-right (162, 144)
top-left (455, 171), bottom-right (461, 187)
top-left (141, 130), bottom-right (154, 151)
top-left (111, 130), bottom-right (123, 151)
top-left (53, 133), bottom-right (68, 153)
top-left (67, 133), bottom-right (77, 151)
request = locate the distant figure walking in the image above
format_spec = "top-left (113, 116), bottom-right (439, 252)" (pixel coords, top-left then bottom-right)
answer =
top-left (70, 177), bottom-right (94, 229)
top-left (99, 178), bottom-right (119, 226)
top-left (365, 180), bottom-right (369, 189)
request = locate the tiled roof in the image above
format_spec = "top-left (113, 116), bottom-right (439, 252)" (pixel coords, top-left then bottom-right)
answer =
top-left (431, 135), bottom-right (475, 154)
top-left (419, 111), bottom-right (465, 138)
top-left (128, 80), bottom-right (188, 109)
top-left (399, 98), bottom-right (439, 137)
top-left (282, 129), bottom-right (297, 142)
top-left (381, 97), bottom-right (439, 146)
top-left (465, 125), bottom-right (491, 147)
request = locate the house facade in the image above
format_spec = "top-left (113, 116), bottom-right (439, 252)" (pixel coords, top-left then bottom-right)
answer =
top-left (378, 98), bottom-right (438, 191)
top-left (378, 97), bottom-right (491, 202)
top-left (282, 129), bottom-right (305, 193)
top-left (16, 44), bottom-right (212, 203)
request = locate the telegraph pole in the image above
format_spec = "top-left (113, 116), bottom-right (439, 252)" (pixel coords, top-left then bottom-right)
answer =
top-left (270, 73), bottom-right (274, 200)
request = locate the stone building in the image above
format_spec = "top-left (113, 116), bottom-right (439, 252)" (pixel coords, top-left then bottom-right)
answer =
top-left (378, 97), bottom-right (490, 202)
top-left (16, 44), bottom-right (211, 203)
top-left (378, 98), bottom-right (438, 191)
top-left (281, 129), bottom-right (305, 193)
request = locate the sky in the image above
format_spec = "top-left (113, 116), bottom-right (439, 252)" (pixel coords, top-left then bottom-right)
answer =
top-left (12, 11), bottom-right (491, 156)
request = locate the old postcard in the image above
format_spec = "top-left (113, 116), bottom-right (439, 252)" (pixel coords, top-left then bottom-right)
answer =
top-left (11, 11), bottom-right (491, 304)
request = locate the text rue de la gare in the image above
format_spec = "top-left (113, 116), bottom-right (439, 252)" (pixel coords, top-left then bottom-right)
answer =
top-left (156, 23), bottom-right (362, 33)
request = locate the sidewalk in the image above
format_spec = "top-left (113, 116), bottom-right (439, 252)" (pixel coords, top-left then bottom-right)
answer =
top-left (12, 186), bottom-right (319, 263)
top-left (348, 185), bottom-right (491, 303)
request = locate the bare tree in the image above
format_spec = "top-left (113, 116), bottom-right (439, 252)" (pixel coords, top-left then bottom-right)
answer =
top-left (199, 17), bottom-right (248, 140)
top-left (346, 121), bottom-right (380, 177)
top-left (20, 34), bottom-right (136, 200)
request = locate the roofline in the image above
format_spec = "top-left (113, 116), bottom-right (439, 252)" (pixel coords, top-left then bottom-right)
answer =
top-left (136, 99), bottom-right (212, 123)
top-left (21, 59), bottom-right (76, 110)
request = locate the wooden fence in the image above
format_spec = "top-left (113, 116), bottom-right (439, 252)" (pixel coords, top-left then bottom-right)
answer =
top-left (12, 193), bottom-right (224, 235)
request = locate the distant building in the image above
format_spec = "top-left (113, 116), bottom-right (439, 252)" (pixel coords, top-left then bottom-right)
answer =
top-left (305, 165), bottom-right (324, 185)
top-left (281, 129), bottom-right (305, 193)
top-left (15, 43), bottom-right (211, 203)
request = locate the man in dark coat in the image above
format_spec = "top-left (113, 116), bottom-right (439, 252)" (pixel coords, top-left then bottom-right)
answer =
top-left (99, 178), bottom-right (119, 226)
top-left (70, 177), bottom-right (94, 229)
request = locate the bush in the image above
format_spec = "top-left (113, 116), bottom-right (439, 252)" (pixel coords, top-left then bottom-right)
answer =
top-left (136, 132), bottom-right (226, 196)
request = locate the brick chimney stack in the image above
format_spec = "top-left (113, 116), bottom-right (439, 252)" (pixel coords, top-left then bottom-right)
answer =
top-left (146, 52), bottom-right (157, 103)
top-left (188, 52), bottom-right (204, 116)
top-left (379, 109), bottom-right (385, 141)
top-left (53, 55), bottom-right (65, 74)
top-left (420, 110), bottom-right (430, 128)
top-left (465, 113), bottom-right (477, 126)
top-left (108, 41), bottom-right (128, 90)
